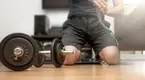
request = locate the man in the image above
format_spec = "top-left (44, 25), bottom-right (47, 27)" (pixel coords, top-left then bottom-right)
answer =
top-left (61, 0), bottom-right (124, 65)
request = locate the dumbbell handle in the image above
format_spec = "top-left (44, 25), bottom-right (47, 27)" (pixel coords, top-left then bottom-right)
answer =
top-left (39, 50), bottom-right (74, 57)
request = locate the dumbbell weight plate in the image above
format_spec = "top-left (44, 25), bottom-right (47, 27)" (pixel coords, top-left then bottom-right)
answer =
top-left (34, 54), bottom-right (45, 68)
top-left (51, 39), bottom-right (64, 68)
top-left (0, 33), bottom-right (39, 71)
top-left (34, 40), bottom-right (45, 68)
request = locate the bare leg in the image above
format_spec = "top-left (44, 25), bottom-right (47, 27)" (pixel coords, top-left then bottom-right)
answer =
top-left (63, 45), bottom-right (81, 65)
top-left (99, 46), bottom-right (120, 65)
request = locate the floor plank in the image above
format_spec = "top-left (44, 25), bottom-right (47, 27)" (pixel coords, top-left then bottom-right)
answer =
top-left (0, 54), bottom-right (145, 80)
top-left (0, 63), bottom-right (145, 80)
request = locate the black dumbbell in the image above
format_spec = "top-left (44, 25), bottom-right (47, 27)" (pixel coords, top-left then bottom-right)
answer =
top-left (34, 38), bottom-right (74, 68)
top-left (0, 33), bottom-right (74, 71)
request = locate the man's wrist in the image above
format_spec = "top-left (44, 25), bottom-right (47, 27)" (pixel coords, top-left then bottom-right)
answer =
top-left (105, 7), bottom-right (110, 15)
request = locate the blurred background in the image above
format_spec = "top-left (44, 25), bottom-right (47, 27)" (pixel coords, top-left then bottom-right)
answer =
top-left (0, 0), bottom-right (145, 54)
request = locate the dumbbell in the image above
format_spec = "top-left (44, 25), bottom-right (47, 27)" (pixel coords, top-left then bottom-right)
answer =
top-left (34, 38), bottom-right (74, 68)
top-left (0, 33), bottom-right (73, 71)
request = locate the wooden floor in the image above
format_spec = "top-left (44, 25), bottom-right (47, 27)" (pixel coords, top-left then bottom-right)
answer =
top-left (0, 54), bottom-right (145, 80)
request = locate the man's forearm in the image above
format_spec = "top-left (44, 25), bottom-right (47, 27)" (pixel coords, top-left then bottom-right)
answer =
top-left (106, 6), bottom-right (124, 17)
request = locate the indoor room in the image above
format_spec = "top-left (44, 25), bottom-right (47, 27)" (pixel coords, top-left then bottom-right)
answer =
top-left (0, 0), bottom-right (145, 80)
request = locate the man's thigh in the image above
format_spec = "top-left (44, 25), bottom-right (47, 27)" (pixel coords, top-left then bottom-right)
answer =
top-left (86, 16), bottom-right (119, 59)
top-left (61, 16), bottom-right (87, 51)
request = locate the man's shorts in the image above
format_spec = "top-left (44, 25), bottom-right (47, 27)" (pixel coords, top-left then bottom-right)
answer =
top-left (61, 15), bottom-right (118, 55)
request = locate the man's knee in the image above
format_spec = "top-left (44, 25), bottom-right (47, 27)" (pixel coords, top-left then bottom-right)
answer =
top-left (99, 46), bottom-right (120, 65)
top-left (63, 45), bottom-right (81, 65)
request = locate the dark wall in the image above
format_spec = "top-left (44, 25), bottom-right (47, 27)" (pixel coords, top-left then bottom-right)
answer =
top-left (115, 4), bottom-right (145, 50)
top-left (42, 0), bottom-right (69, 9)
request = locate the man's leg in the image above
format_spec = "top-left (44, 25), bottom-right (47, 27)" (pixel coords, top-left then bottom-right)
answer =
top-left (63, 46), bottom-right (81, 65)
top-left (87, 17), bottom-right (120, 65)
top-left (99, 46), bottom-right (120, 65)
top-left (93, 32), bottom-right (120, 65)
top-left (61, 16), bottom-right (86, 65)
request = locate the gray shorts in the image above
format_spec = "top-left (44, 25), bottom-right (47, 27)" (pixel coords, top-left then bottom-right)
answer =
top-left (61, 15), bottom-right (118, 56)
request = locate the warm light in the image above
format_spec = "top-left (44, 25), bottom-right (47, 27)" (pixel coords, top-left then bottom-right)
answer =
top-left (124, 0), bottom-right (141, 5)
top-left (123, 0), bottom-right (142, 15)
top-left (143, 51), bottom-right (145, 55)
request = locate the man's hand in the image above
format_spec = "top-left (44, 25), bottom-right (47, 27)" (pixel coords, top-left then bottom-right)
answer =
top-left (93, 0), bottom-right (108, 14)
top-left (93, 0), bottom-right (124, 17)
